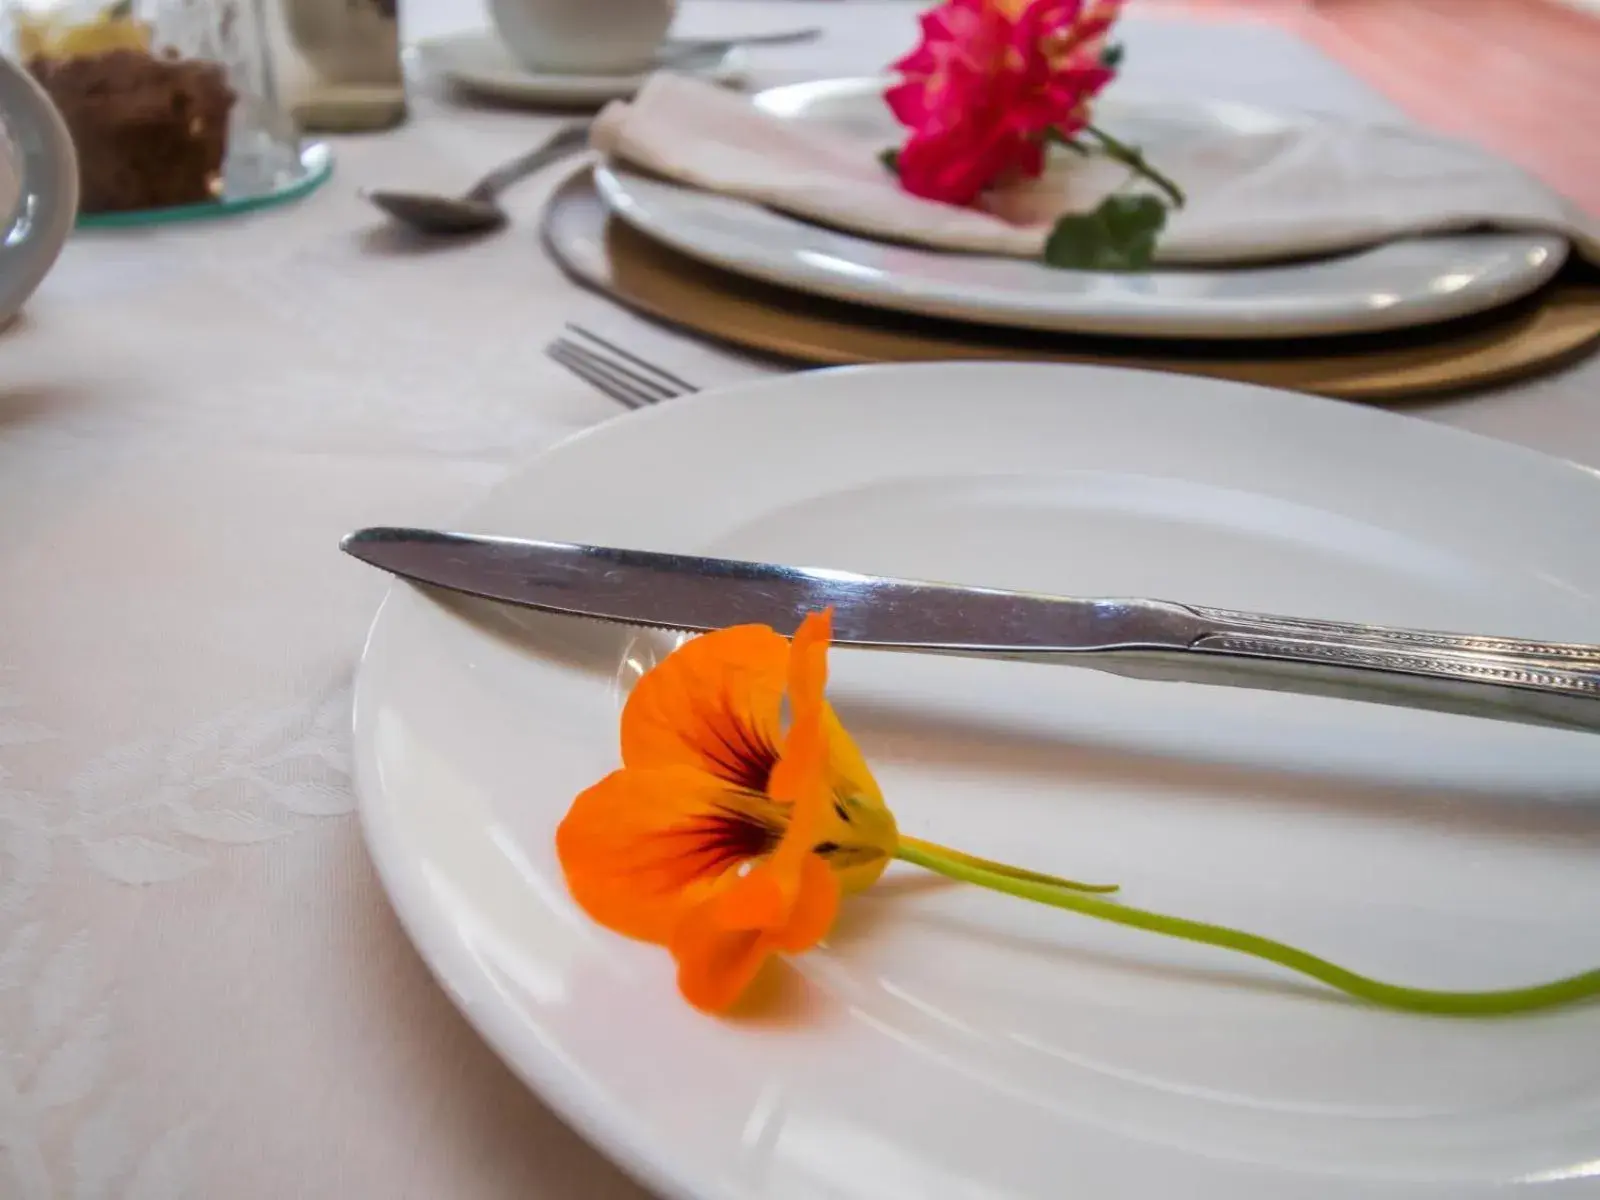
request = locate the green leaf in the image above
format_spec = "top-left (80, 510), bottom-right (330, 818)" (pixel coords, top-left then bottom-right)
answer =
top-left (1042, 194), bottom-right (1169, 272)
top-left (878, 147), bottom-right (900, 176)
top-left (1100, 42), bottom-right (1125, 69)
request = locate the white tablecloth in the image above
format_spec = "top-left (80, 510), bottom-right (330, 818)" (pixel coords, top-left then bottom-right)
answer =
top-left (3, 5), bottom-right (1597, 1196)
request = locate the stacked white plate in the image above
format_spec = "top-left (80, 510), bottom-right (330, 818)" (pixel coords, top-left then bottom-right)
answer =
top-left (591, 77), bottom-right (1570, 340)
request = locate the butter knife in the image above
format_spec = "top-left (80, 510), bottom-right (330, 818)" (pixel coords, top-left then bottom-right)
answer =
top-left (341, 527), bottom-right (1600, 733)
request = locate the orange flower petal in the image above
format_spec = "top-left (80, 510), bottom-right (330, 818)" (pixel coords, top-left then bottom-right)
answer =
top-left (670, 854), bottom-right (840, 1012)
top-left (564, 608), bottom-right (893, 1006)
top-left (719, 867), bottom-right (792, 931)
top-left (556, 765), bottom-right (784, 944)
top-left (672, 910), bottom-right (768, 1014)
top-left (620, 618), bottom-right (888, 876)
top-left (621, 626), bottom-right (789, 792)
top-left (787, 609), bottom-right (832, 714)
top-left (772, 854), bottom-right (841, 953)
top-left (669, 617), bottom-right (846, 1012)
top-left (785, 611), bottom-right (885, 820)
top-left (768, 611), bottom-right (833, 866)
top-left (768, 612), bottom-right (897, 889)
top-left (818, 708), bottom-right (884, 815)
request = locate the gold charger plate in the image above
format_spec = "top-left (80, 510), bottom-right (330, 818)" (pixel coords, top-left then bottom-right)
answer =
top-left (541, 168), bottom-right (1600, 402)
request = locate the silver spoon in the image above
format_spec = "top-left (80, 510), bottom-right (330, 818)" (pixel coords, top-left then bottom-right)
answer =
top-left (363, 122), bottom-right (590, 236)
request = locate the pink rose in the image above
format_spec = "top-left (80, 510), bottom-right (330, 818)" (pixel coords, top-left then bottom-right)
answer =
top-left (886, 0), bottom-right (1123, 206)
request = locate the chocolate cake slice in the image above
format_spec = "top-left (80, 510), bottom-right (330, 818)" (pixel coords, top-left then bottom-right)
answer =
top-left (29, 46), bottom-right (236, 213)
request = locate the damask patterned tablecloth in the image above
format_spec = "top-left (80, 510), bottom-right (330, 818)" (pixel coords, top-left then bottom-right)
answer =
top-left (2, 4), bottom-right (1597, 1196)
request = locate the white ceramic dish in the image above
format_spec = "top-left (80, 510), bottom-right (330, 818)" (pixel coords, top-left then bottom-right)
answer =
top-left (0, 56), bottom-right (78, 330)
top-left (487, 0), bottom-right (674, 76)
top-left (592, 77), bottom-right (1568, 339)
top-left (412, 30), bottom-right (742, 106)
top-left (354, 363), bottom-right (1600, 1200)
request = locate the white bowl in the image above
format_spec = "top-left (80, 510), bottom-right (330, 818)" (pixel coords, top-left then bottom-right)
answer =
top-left (0, 57), bottom-right (78, 330)
top-left (487, 0), bottom-right (676, 75)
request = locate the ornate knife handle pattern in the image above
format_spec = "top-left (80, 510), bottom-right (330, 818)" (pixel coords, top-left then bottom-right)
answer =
top-left (1183, 606), bottom-right (1600, 730)
top-left (1190, 606), bottom-right (1600, 668)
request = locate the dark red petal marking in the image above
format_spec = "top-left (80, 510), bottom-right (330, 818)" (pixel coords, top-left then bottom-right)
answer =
top-left (688, 694), bottom-right (780, 794)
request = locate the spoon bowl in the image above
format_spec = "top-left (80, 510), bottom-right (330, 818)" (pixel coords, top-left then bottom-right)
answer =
top-left (363, 189), bottom-right (507, 234)
top-left (363, 121), bottom-right (589, 236)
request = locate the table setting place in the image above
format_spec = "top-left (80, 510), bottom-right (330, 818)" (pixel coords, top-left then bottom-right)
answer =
top-left (6, 0), bottom-right (1600, 1195)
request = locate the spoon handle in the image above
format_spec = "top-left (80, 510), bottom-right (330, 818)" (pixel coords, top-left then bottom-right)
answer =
top-left (465, 123), bottom-right (591, 203)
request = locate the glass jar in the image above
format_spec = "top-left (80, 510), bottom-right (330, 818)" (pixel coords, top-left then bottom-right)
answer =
top-left (3, 0), bottom-right (329, 220)
top-left (280, 0), bottom-right (405, 133)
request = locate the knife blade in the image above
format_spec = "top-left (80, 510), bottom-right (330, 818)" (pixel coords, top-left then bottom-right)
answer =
top-left (341, 526), bottom-right (1600, 733)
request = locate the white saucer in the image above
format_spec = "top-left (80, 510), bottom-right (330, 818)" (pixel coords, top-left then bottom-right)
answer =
top-left (412, 31), bottom-right (745, 106)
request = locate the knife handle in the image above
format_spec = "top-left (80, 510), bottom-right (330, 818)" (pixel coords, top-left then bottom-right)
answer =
top-left (1120, 605), bottom-right (1600, 733)
top-left (1190, 605), bottom-right (1600, 668)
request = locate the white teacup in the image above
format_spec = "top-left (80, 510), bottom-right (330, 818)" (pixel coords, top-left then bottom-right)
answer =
top-left (488, 0), bottom-right (676, 75)
top-left (0, 56), bottom-right (78, 330)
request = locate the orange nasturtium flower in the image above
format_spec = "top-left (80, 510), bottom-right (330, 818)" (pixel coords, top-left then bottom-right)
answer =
top-left (557, 610), bottom-right (1600, 1018)
top-left (556, 611), bottom-right (898, 1011)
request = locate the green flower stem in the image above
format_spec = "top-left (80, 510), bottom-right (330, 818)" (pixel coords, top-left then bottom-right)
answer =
top-left (895, 841), bottom-right (1600, 1016)
top-left (1081, 123), bottom-right (1187, 209)
top-left (897, 836), bottom-right (1118, 894)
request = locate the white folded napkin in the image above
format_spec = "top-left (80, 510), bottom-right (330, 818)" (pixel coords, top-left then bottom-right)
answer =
top-left (592, 73), bottom-right (1600, 268)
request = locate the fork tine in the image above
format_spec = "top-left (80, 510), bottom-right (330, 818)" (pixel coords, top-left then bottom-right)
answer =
top-left (546, 340), bottom-right (653, 409)
top-left (554, 337), bottom-right (683, 405)
top-left (546, 342), bottom-right (623, 406)
top-left (548, 343), bottom-right (651, 410)
top-left (564, 323), bottom-right (702, 397)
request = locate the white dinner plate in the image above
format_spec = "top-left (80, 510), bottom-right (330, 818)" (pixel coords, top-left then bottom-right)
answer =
top-left (412, 31), bottom-right (744, 106)
top-left (593, 77), bottom-right (1568, 339)
top-left (353, 363), bottom-right (1600, 1200)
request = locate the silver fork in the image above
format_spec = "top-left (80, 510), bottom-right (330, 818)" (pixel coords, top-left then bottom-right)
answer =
top-left (545, 324), bottom-right (701, 410)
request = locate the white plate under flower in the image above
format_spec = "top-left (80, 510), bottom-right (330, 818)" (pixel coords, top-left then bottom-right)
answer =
top-left (353, 363), bottom-right (1600, 1200)
top-left (593, 77), bottom-right (1567, 339)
